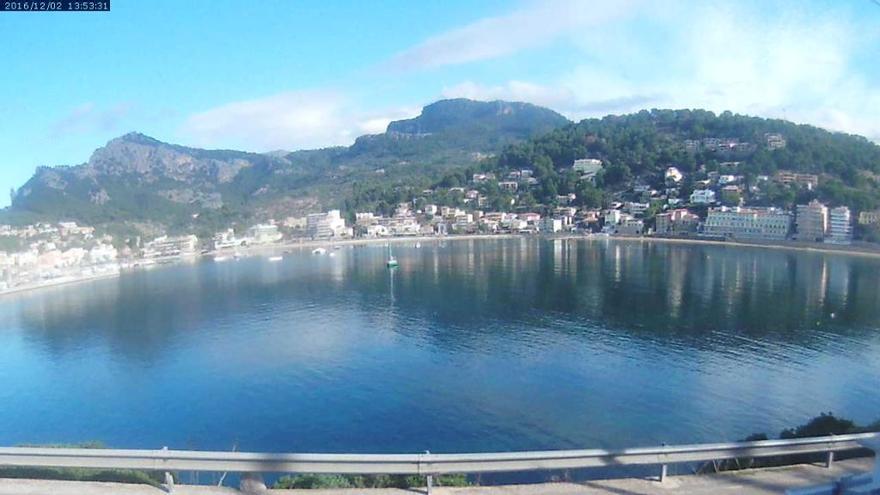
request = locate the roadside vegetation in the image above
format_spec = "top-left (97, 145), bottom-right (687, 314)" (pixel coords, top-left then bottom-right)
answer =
top-left (698, 412), bottom-right (880, 473)
top-left (0, 442), bottom-right (170, 487)
top-left (273, 473), bottom-right (470, 489)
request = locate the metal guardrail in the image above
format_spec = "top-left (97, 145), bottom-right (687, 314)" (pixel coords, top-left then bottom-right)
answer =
top-left (0, 432), bottom-right (876, 477)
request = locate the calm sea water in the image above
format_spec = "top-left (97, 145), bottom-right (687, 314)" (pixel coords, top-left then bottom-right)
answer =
top-left (1, 238), bottom-right (879, 456)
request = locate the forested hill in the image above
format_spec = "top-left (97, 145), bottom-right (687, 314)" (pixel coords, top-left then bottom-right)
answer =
top-left (498, 109), bottom-right (880, 181)
top-left (362, 109), bottom-right (879, 216)
top-left (513, 109), bottom-right (880, 210)
top-left (6, 106), bottom-right (879, 235)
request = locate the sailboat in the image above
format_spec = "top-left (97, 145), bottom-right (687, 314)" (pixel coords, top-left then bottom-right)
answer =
top-left (386, 246), bottom-right (398, 268)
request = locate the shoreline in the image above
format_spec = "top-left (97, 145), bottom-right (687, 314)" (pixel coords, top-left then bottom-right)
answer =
top-left (3, 233), bottom-right (880, 299)
top-left (212, 233), bottom-right (523, 256)
top-left (0, 269), bottom-right (123, 298)
top-left (564, 234), bottom-right (880, 259)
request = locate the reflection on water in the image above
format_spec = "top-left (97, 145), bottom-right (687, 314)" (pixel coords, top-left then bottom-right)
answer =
top-left (1, 238), bottom-right (879, 454)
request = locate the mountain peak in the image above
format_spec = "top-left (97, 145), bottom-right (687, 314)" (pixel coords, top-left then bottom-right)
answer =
top-left (7, 98), bottom-right (573, 227)
top-left (111, 132), bottom-right (164, 147)
top-left (386, 98), bottom-right (569, 135)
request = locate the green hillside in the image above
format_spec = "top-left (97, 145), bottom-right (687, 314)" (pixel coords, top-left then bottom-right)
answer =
top-left (5, 106), bottom-right (879, 237)
top-left (348, 109), bottom-right (880, 216)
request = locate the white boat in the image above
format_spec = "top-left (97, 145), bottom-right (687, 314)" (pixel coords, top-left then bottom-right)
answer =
top-left (415, 242), bottom-right (421, 249)
top-left (386, 246), bottom-right (398, 268)
top-left (268, 255), bottom-right (283, 262)
top-left (213, 255), bottom-right (230, 262)
top-left (328, 252), bottom-right (336, 257)
top-left (312, 247), bottom-right (327, 255)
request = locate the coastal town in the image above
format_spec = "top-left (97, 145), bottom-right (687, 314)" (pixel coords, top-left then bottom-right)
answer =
top-left (5, 3), bottom-right (880, 494)
top-left (2, 134), bottom-right (879, 294)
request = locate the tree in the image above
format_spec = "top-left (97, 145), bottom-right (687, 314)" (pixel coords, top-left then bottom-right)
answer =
top-left (601, 163), bottom-right (632, 187)
top-left (575, 183), bottom-right (605, 208)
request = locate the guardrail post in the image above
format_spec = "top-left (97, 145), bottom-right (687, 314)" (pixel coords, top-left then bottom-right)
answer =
top-left (659, 443), bottom-right (668, 483)
top-left (425, 450), bottom-right (433, 495)
top-left (825, 450), bottom-right (834, 468)
top-left (161, 446), bottom-right (174, 494)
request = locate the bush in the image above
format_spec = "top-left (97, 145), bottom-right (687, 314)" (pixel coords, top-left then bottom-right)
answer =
top-left (3, 442), bottom-right (170, 487)
top-left (780, 412), bottom-right (856, 439)
top-left (0, 467), bottom-right (167, 487)
top-left (273, 473), bottom-right (469, 489)
top-left (698, 413), bottom-right (876, 474)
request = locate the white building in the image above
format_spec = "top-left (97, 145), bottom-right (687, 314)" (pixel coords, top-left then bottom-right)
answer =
top-left (143, 235), bottom-right (199, 258)
top-left (718, 175), bottom-right (739, 186)
top-left (826, 206), bottom-right (853, 245)
top-left (499, 181), bottom-right (518, 192)
top-left (573, 158), bottom-right (603, 182)
top-left (690, 189), bottom-right (716, 205)
top-left (573, 158), bottom-right (602, 173)
top-left (765, 133), bottom-right (786, 150)
top-left (307, 210), bottom-right (347, 239)
top-left (541, 217), bottom-right (563, 233)
top-left (604, 209), bottom-right (622, 225)
top-left (389, 218), bottom-right (421, 236)
top-left (665, 167), bottom-right (683, 184)
top-left (703, 207), bottom-right (791, 240)
top-left (88, 243), bottom-right (118, 264)
top-left (282, 216), bottom-right (307, 230)
top-left (472, 173), bottom-right (495, 183)
top-left (213, 229), bottom-right (239, 250)
top-left (624, 202), bottom-right (649, 216)
top-left (355, 212), bottom-right (377, 226)
top-left (795, 200), bottom-right (828, 242)
top-left (617, 218), bottom-right (644, 235)
top-left (246, 224), bottom-right (283, 245)
top-left (365, 224), bottom-right (389, 237)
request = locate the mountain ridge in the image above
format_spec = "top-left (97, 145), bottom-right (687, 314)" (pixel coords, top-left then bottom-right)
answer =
top-left (5, 102), bottom-right (880, 239)
top-left (4, 99), bottom-right (570, 232)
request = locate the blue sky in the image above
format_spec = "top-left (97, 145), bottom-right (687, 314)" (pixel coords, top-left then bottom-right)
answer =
top-left (1, 0), bottom-right (878, 207)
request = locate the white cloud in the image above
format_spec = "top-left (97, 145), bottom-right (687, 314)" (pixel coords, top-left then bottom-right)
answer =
top-left (442, 75), bottom-right (661, 121)
top-left (443, 1), bottom-right (880, 140)
top-left (356, 106), bottom-right (422, 136)
top-left (181, 1), bottom-right (880, 152)
top-left (387, 0), bottom-right (638, 70)
top-left (179, 91), bottom-right (419, 152)
top-left (442, 80), bottom-right (576, 110)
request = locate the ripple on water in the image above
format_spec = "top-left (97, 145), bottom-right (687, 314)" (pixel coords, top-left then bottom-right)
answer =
top-left (1, 238), bottom-right (880, 452)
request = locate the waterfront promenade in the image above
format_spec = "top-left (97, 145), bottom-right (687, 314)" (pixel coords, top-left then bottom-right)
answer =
top-left (0, 457), bottom-right (873, 494)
